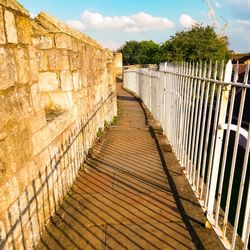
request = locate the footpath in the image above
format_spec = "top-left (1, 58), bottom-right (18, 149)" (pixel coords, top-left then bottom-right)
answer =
top-left (36, 82), bottom-right (224, 250)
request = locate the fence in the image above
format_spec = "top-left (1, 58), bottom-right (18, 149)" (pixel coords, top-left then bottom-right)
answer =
top-left (123, 61), bottom-right (250, 250)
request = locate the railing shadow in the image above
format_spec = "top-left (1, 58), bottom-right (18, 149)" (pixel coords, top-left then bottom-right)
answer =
top-left (32, 87), bottom-right (196, 249)
top-left (121, 85), bottom-right (205, 249)
top-left (0, 93), bottom-right (115, 250)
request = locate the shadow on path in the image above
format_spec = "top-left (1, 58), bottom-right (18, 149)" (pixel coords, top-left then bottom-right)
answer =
top-left (35, 83), bottom-right (201, 250)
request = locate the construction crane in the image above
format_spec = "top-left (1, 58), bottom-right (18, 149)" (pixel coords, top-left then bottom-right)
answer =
top-left (203, 0), bottom-right (228, 37)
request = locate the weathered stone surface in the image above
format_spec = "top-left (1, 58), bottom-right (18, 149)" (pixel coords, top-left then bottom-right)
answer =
top-left (32, 35), bottom-right (53, 49)
top-left (16, 15), bottom-right (31, 44)
top-left (30, 83), bottom-right (44, 112)
top-left (0, 176), bottom-right (20, 214)
top-left (0, 6), bottom-right (6, 44)
top-left (72, 38), bottom-right (79, 52)
top-left (28, 110), bottom-right (47, 133)
top-left (0, 87), bottom-right (32, 127)
top-left (0, 140), bottom-right (7, 180)
top-left (0, 0), bottom-right (30, 16)
top-left (47, 49), bottom-right (60, 71)
top-left (60, 71), bottom-right (73, 91)
top-left (72, 71), bottom-right (81, 90)
top-left (47, 92), bottom-right (74, 108)
top-left (32, 126), bottom-right (51, 155)
top-left (81, 70), bottom-right (88, 88)
top-left (0, 47), bottom-right (17, 90)
top-left (0, 5), bottom-right (117, 250)
top-left (14, 47), bottom-right (30, 84)
top-left (0, 220), bottom-right (6, 246)
top-left (114, 52), bottom-right (123, 77)
top-left (38, 50), bottom-right (48, 71)
top-left (28, 46), bottom-right (39, 82)
top-left (55, 33), bottom-right (72, 50)
top-left (38, 72), bottom-right (58, 91)
top-left (4, 10), bottom-right (18, 43)
top-left (59, 50), bottom-right (70, 70)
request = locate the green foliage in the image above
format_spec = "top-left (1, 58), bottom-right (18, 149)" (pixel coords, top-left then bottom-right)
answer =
top-left (111, 115), bottom-right (118, 126)
top-left (159, 24), bottom-right (232, 62)
top-left (117, 25), bottom-right (232, 64)
top-left (96, 128), bottom-right (104, 139)
top-left (118, 40), bottom-right (160, 65)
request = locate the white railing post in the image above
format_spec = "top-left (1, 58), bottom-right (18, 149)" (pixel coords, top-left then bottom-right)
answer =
top-left (124, 62), bottom-right (249, 249)
top-left (163, 63), bottom-right (167, 132)
top-left (149, 71), bottom-right (152, 112)
top-left (242, 180), bottom-right (250, 243)
top-left (207, 60), bottom-right (233, 219)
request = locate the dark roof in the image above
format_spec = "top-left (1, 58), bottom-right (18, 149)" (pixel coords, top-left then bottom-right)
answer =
top-left (232, 53), bottom-right (250, 64)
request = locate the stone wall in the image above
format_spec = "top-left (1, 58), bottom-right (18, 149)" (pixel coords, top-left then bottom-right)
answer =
top-left (113, 52), bottom-right (123, 78)
top-left (0, 1), bottom-right (117, 249)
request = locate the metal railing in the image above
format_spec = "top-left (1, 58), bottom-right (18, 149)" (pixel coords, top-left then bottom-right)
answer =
top-left (123, 61), bottom-right (250, 250)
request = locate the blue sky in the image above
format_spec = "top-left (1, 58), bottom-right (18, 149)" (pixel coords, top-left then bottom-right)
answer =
top-left (19, 0), bottom-right (250, 52)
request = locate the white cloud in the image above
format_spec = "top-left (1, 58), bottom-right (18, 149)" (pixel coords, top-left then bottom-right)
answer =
top-left (179, 14), bottom-right (195, 28)
top-left (236, 19), bottom-right (250, 26)
top-left (67, 20), bottom-right (86, 31)
top-left (67, 11), bottom-right (174, 33)
top-left (29, 12), bottom-right (37, 19)
top-left (101, 41), bottom-right (121, 51)
top-left (215, 1), bottom-right (221, 8)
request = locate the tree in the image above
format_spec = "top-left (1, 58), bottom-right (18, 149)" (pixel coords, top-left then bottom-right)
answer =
top-left (118, 40), bottom-right (160, 65)
top-left (117, 40), bottom-right (140, 65)
top-left (159, 24), bottom-right (232, 62)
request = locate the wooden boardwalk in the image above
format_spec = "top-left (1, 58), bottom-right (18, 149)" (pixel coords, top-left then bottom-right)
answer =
top-left (36, 83), bottom-right (224, 250)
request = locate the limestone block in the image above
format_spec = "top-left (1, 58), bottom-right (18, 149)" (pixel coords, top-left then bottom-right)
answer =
top-left (55, 33), bottom-right (72, 50)
top-left (2, 123), bottom-right (33, 174)
top-left (47, 114), bottom-right (72, 143)
top-left (72, 71), bottom-right (81, 90)
top-left (25, 213), bottom-right (40, 245)
top-left (41, 93), bottom-right (50, 108)
top-left (72, 38), bottom-right (78, 52)
top-left (47, 49), bottom-right (60, 71)
top-left (47, 49), bottom-right (69, 71)
top-left (69, 51), bottom-right (81, 71)
top-left (28, 46), bottom-right (39, 82)
top-left (4, 10), bottom-right (18, 43)
top-left (0, 0), bottom-right (29, 16)
top-left (4, 200), bottom-right (22, 241)
top-left (0, 139), bottom-right (7, 179)
top-left (38, 72), bottom-right (58, 91)
top-left (0, 47), bottom-right (17, 90)
top-left (48, 92), bottom-right (74, 109)
top-left (16, 15), bottom-right (31, 44)
top-left (32, 35), bottom-right (53, 49)
top-left (16, 191), bottom-right (28, 224)
top-left (28, 110), bottom-right (46, 133)
top-left (30, 83), bottom-right (44, 112)
top-left (59, 50), bottom-right (70, 70)
top-left (84, 56), bottom-right (89, 70)
top-left (0, 221), bottom-right (6, 247)
top-left (32, 126), bottom-right (51, 155)
top-left (81, 70), bottom-right (88, 88)
top-left (85, 45), bottom-right (91, 55)
top-left (35, 148), bottom-right (50, 172)
top-left (60, 71), bottom-right (73, 91)
top-left (0, 176), bottom-right (19, 214)
top-left (38, 50), bottom-right (48, 71)
top-left (14, 47), bottom-right (30, 84)
top-left (0, 6), bottom-right (6, 44)
top-left (80, 43), bottom-right (85, 53)
top-left (0, 87), bottom-right (32, 127)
